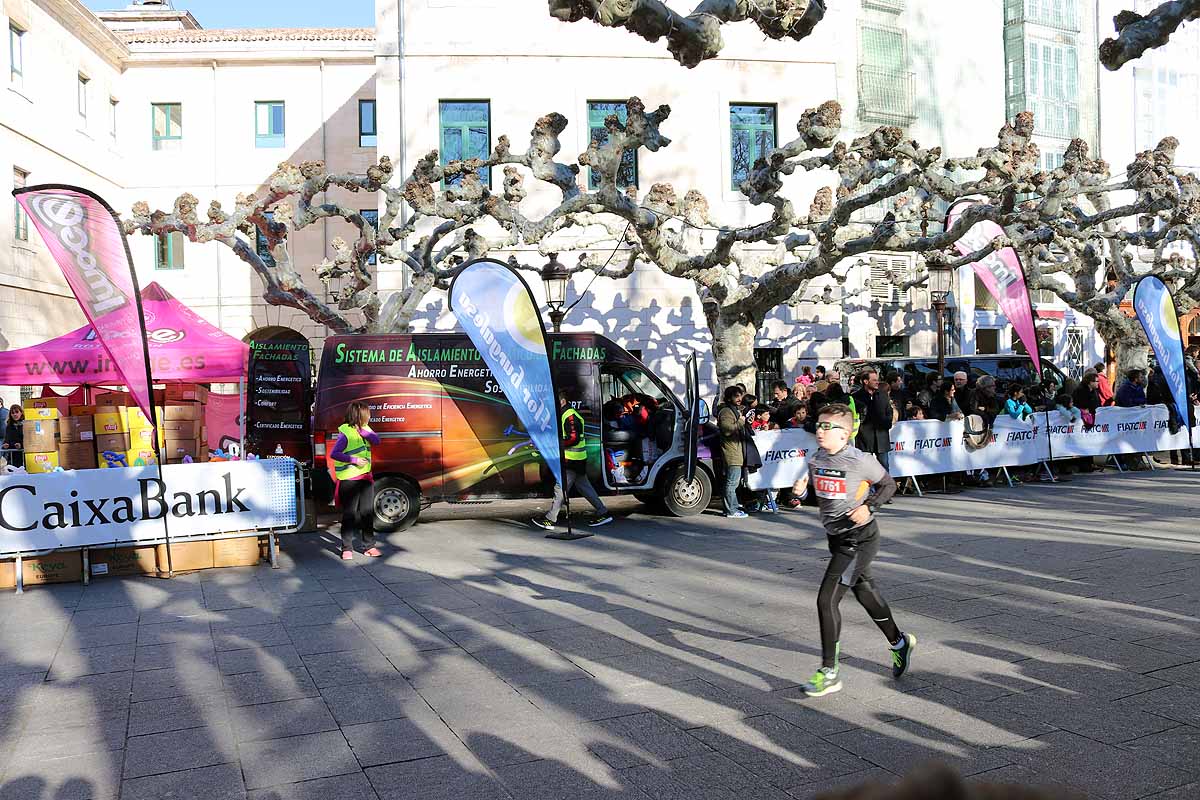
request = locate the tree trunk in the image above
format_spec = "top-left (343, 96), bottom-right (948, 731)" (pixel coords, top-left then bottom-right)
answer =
top-left (1091, 313), bottom-right (1148, 380)
top-left (709, 310), bottom-right (762, 395)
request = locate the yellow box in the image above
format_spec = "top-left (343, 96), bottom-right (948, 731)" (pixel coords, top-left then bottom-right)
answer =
top-left (124, 406), bottom-right (164, 431)
top-left (24, 452), bottom-right (60, 473)
top-left (23, 396), bottom-right (69, 418)
top-left (93, 411), bottom-right (127, 436)
top-left (97, 448), bottom-right (158, 469)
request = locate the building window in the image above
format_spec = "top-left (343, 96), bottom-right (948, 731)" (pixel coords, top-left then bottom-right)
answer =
top-left (13, 168), bottom-right (28, 241)
top-left (869, 256), bottom-right (908, 305)
top-left (1026, 39), bottom-right (1079, 139)
top-left (730, 104), bottom-right (776, 190)
top-left (152, 103), bottom-right (182, 151)
top-left (974, 273), bottom-right (998, 310)
top-left (255, 212), bottom-right (275, 268)
top-left (255, 101), bottom-right (285, 148)
top-left (587, 101), bottom-right (638, 190)
top-left (110, 98), bottom-right (118, 139)
top-left (753, 347), bottom-right (784, 402)
top-left (78, 75), bottom-right (89, 124)
top-left (359, 99), bottom-right (377, 148)
top-left (1006, 0), bottom-right (1079, 31)
top-left (154, 232), bottom-right (185, 270)
top-left (858, 24), bottom-right (916, 125)
top-left (360, 209), bottom-right (379, 265)
top-left (439, 100), bottom-right (490, 187)
top-left (976, 328), bottom-right (1001, 354)
top-left (9, 24), bottom-right (23, 88)
top-left (875, 335), bottom-right (909, 357)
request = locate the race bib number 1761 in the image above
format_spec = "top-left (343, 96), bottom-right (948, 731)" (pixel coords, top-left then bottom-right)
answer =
top-left (814, 468), bottom-right (847, 499)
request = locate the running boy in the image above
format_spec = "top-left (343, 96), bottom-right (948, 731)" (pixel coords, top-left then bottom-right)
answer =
top-left (792, 402), bottom-right (915, 697)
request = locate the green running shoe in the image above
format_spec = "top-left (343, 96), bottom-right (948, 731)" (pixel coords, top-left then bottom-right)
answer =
top-left (891, 633), bottom-right (916, 678)
top-left (802, 667), bottom-right (842, 697)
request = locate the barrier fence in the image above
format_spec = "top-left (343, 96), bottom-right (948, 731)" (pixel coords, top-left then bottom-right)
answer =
top-left (748, 403), bottom-right (1200, 490)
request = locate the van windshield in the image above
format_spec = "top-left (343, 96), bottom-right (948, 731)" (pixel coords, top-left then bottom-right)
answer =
top-left (607, 368), bottom-right (670, 408)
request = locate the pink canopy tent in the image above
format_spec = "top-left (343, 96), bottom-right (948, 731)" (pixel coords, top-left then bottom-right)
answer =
top-left (0, 283), bottom-right (248, 385)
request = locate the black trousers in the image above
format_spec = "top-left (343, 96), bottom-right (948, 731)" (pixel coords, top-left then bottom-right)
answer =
top-left (339, 479), bottom-right (376, 550)
top-left (816, 521), bottom-right (901, 669)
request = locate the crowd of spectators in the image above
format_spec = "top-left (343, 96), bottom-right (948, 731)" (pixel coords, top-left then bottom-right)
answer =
top-left (713, 348), bottom-right (1200, 502)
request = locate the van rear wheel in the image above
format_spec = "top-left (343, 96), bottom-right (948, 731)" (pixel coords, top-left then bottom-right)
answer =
top-left (373, 477), bottom-right (420, 533)
top-left (662, 465), bottom-right (711, 517)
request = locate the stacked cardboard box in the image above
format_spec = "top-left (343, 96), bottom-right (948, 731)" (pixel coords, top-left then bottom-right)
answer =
top-left (163, 385), bottom-right (210, 464)
top-left (22, 398), bottom-right (62, 473)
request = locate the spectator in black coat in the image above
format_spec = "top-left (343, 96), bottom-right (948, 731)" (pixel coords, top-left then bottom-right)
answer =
top-left (930, 382), bottom-right (964, 422)
top-left (768, 380), bottom-right (802, 428)
top-left (851, 369), bottom-right (893, 470)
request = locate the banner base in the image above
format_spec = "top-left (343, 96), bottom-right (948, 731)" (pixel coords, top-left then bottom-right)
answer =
top-left (545, 531), bottom-right (594, 541)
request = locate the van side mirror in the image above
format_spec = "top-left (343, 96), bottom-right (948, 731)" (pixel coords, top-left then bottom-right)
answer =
top-left (698, 399), bottom-right (710, 425)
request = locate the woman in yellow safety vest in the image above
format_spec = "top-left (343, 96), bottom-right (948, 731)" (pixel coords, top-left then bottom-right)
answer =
top-left (329, 401), bottom-right (383, 560)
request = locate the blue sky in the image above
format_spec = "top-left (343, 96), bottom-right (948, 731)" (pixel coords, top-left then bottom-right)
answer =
top-left (84, 1), bottom-right (374, 29)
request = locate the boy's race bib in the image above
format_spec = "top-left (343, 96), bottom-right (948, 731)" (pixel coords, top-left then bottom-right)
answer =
top-left (813, 468), bottom-right (847, 499)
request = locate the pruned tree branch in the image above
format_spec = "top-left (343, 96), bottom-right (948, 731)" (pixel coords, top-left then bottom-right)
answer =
top-left (546, 0), bottom-right (825, 68)
top-left (1101, 0), bottom-right (1200, 70)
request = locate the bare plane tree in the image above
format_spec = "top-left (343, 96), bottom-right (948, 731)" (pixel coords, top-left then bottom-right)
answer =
top-left (1101, 0), bottom-right (1200, 70)
top-left (126, 97), bottom-right (1197, 389)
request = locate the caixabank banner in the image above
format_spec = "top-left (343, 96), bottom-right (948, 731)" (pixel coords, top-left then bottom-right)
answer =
top-left (0, 459), bottom-right (298, 554)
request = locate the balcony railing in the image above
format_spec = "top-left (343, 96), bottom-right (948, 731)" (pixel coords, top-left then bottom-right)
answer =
top-left (862, 0), bottom-right (905, 12)
top-left (858, 65), bottom-right (917, 125)
top-left (1003, 0), bottom-right (1080, 32)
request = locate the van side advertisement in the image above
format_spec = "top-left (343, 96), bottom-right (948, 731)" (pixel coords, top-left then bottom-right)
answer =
top-left (315, 335), bottom-right (598, 500)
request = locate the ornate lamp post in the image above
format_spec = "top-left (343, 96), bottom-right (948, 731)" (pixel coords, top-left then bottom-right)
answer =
top-left (540, 252), bottom-right (569, 332)
top-left (928, 262), bottom-right (953, 377)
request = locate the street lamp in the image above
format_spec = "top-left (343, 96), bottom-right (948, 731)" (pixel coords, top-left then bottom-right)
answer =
top-left (928, 262), bottom-right (953, 378)
top-left (540, 252), bottom-right (569, 332)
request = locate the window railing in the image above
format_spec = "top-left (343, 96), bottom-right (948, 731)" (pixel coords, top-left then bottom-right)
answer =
top-left (858, 65), bottom-right (917, 124)
top-left (1003, 0), bottom-right (1080, 32)
top-left (862, 0), bottom-right (905, 11)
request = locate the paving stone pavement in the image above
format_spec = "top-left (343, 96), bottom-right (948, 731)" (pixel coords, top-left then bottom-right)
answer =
top-left (0, 469), bottom-right (1198, 799)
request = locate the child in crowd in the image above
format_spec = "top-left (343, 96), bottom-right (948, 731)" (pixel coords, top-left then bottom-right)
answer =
top-left (750, 407), bottom-right (778, 512)
top-left (1055, 393), bottom-right (1079, 423)
top-left (789, 405), bottom-right (808, 428)
top-left (791, 403), bottom-right (915, 697)
top-left (797, 366), bottom-right (814, 386)
top-left (908, 404), bottom-right (927, 421)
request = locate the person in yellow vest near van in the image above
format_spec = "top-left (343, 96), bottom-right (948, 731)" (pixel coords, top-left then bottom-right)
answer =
top-left (329, 401), bottom-right (383, 560)
top-left (532, 390), bottom-right (614, 531)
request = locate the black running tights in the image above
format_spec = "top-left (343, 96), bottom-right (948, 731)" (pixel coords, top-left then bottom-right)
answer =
top-left (816, 521), bottom-right (900, 669)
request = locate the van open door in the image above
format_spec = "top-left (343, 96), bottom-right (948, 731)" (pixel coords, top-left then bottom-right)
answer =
top-left (684, 353), bottom-right (699, 484)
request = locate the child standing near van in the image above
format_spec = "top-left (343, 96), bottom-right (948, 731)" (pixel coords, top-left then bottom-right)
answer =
top-left (791, 402), bottom-right (915, 697)
top-left (330, 401), bottom-right (383, 560)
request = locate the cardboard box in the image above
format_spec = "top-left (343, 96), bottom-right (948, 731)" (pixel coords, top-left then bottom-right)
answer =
top-left (70, 405), bottom-right (97, 417)
top-left (25, 451), bottom-right (59, 473)
top-left (156, 541), bottom-right (213, 572)
top-left (129, 427), bottom-right (158, 448)
top-left (97, 447), bottom-right (157, 469)
top-left (23, 419), bottom-right (58, 452)
top-left (95, 433), bottom-right (129, 453)
top-left (93, 411), bottom-right (127, 436)
top-left (165, 384), bottom-right (209, 403)
top-left (23, 396), bottom-right (70, 417)
top-left (162, 419), bottom-right (203, 438)
top-left (213, 536), bottom-right (260, 568)
top-left (94, 391), bottom-right (131, 406)
top-left (163, 437), bottom-right (204, 460)
top-left (57, 441), bottom-right (96, 470)
top-left (59, 416), bottom-right (95, 443)
top-left (88, 546), bottom-right (158, 577)
top-left (0, 551), bottom-right (84, 588)
top-left (163, 403), bottom-right (204, 421)
top-left (124, 406), bottom-right (165, 431)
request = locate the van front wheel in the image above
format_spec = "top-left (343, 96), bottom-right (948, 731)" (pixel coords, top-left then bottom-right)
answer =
top-left (373, 477), bottom-right (421, 533)
top-left (661, 466), bottom-right (711, 517)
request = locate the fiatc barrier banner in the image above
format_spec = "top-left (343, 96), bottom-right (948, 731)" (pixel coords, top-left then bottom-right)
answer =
top-left (947, 200), bottom-right (1042, 376)
top-left (746, 429), bottom-right (817, 490)
top-left (1134, 276), bottom-right (1191, 429)
top-left (14, 186), bottom-right (157, 429)
top-left (448, 259), bottom-right (563, 488)
top-left (731, 405), bottom-right (1198, 488)
top-left (0, 459), bottom-right (298, 554)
